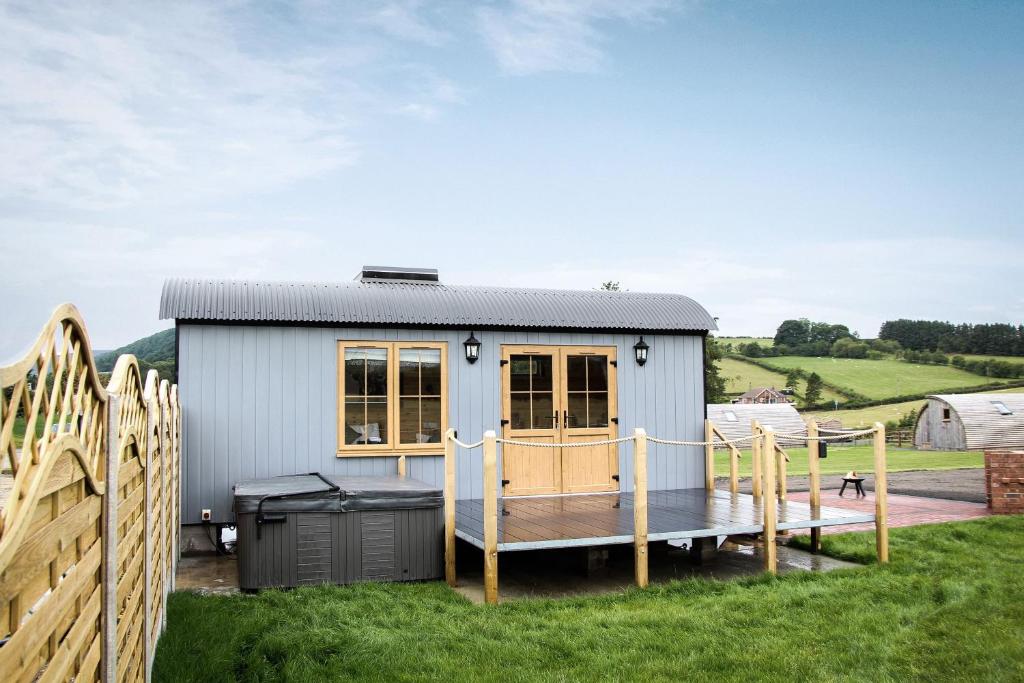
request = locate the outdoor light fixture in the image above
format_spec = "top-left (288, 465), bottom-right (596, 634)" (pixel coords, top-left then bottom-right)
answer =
top-left (634, 336), bottom-right (649, 366)
top-left (464, 331), bottom-right (481, 364)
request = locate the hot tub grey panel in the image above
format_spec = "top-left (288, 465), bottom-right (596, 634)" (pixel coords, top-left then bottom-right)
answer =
top-left (235, 475), bottom-right (443, 590)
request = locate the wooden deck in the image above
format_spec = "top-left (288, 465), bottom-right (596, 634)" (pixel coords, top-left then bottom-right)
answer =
top-left (455, 489), bottom-right (874, 552)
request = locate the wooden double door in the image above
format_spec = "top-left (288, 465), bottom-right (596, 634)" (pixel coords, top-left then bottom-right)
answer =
top-left (500, 345), bottom-right (619, 496)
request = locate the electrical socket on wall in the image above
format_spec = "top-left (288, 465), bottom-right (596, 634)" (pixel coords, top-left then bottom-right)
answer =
top-left (201, 509), bottom-right (212, 521)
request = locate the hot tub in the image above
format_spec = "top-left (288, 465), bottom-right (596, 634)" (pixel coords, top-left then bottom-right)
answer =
top-left (233, 474), bottom-right (443, 590)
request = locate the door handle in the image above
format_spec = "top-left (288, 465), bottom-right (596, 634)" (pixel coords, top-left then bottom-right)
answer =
top-left (563, 410), bottom-right (567, 429)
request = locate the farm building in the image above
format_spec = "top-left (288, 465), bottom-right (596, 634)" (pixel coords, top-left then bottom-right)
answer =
top-left (914, 393), bottom-right (1024, 451)
top-left (160, 268), bottom-right (718, 526)
top-left (733, 386), bottom-right (791, 405)
top-left (706, 402), bottom-right (807, 447)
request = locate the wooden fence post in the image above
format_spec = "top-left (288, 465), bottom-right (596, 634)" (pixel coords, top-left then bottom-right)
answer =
top-left (143, 394), bottom-right (155, 683)
top-left (729, 444), bottom-right (740, 495)
top-left (483, 430), bottom-right (499, 604)
top-left (397, 454), bottom-right (407, 478)
top-left (762, 428), bottom-right (777, 574)
top-left (874, 422), bottom-right (889, 563)
top-left (751, 420), bottom-right (763, 498)
top-left (444, 428), bottom-right (457, 587)
top-left (807, 420), bottom-right (821, 553)
top-left (633, 428), bottom-right (649, 588)
top-left (776, 445), bottom-right (787, 502)
top-left (704, 419), bottom-right (714, 491)
top-left (102, 393), bottom-right (121, 683)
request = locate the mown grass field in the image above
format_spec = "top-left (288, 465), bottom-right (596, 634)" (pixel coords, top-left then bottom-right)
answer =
top-left (712, 445), bottom-right (982, 477)
top-left (756, 356), bottom-right (1004, 400)
top-left (807, 386), bottom-right (1024, 428)
top-left (155, 517), bottom-right (1024, 681)
top-left (718, 357), bottom-right (844, 404)
top-left (718, 336), bottom-right (774, 348)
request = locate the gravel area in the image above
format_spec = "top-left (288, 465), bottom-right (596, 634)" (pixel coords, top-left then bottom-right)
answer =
top-left (717, 468), bottom-right (987, 504)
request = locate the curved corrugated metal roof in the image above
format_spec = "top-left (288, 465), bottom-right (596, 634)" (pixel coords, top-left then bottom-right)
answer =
top-left (706, 403), bottom-right (807, 447)
top-left (158, 278), bottom-right (718, 332)
top-left (927, 394), bottom-right (1024, 450)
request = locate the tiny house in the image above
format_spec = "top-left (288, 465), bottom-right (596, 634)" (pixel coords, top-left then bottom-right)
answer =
top-left (914, 393), bottom-right (1024, 451)
top-left (160, 267), bottom-right (717, 527)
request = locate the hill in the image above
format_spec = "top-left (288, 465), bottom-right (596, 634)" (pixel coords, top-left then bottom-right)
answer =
top-left (95, 327), bottom-right (176, 380)
top-left (718, 357), bottom-right (844, 405)
top-left (754, 356), bottom-right (1008, 400)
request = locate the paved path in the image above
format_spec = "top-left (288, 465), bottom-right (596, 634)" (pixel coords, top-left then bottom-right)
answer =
top-left (784, 488), bottom-right (991, 534)
top-left (718, 468), bottom-right (987, 504)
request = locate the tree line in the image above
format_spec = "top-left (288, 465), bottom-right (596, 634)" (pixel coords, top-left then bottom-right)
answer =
top-left (879, 319), bottom-right (1024, 356)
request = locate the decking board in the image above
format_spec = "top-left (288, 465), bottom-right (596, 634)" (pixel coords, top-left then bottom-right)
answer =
top-left (455, 489), bottom-right (875, 552)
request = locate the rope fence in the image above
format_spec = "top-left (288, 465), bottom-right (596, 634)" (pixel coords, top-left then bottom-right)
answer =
top-left (447, 426), bottom-right (881, 452)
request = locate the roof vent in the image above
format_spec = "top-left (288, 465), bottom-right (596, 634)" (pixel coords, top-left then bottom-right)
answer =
top-left (357, 266), bottom-right (439, 283)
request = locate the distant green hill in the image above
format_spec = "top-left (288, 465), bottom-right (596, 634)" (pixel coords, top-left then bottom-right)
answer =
top-left (95, 328), bottom-right (176, 381)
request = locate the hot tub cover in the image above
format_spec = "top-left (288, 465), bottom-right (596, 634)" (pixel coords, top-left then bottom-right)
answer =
top-left (233, 474), bottom-right (442, 514)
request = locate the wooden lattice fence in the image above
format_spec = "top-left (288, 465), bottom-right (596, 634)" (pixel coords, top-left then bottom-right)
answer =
top-left (0, 304), bottom-right (181, 683)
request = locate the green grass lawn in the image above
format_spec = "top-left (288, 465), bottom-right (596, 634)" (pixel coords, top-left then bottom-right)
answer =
top-left (712, 445), bottom-right (982, 477)
top-left (718, 357), bottom-right (844, 404)
top-left (155, 516), bottom-right (1024, 681)
top-left (757, 356), bottom-right (1004, 400)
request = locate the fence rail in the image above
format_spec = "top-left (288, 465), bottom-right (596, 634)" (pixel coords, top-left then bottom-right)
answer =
top-left (0, 304), bottom-right (180, 683)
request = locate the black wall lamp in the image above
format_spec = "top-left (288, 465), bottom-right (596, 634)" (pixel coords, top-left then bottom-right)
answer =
top-left (464, 331), bottom-right (481, 363)
top-left (634, 336), bottom-right (650, 366)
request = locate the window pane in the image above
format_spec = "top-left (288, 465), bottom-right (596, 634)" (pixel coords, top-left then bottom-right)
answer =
top-left (531, 356), bottom-right (553, 392)
top-left (399, 396), bottom-right (420, 444)
top-left (566, 356), bottom-right (587, 392)
top-left (510, 393), bottom-right (530, 429)
top-left (344, 398), bottom-right (365, 445)
top-left (399, 350), bottom-right (420, 395)
top-left (588, 392), bottom-right (609, 428)
top-left (587, 356), bottom-right (608, 391)
top-left (510, 356), bottom-right (532, 392)
top-left (419, 349), bottom-right (442, 395)
top-left (366, 353), bottom-right (388, 396)
top-left (364, 398), bottom-right (388, 443)
top-left (344, 353), bottom-right (366, 396)
top-left (419, 397), bottom-right (442, 443)
top-left (567, 393), bottom-right (587, 428)
top-left (532, 392), bottom-right (554, 429)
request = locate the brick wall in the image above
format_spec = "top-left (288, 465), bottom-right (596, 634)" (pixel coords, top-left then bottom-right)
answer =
top-left (984, 450), bottom-right (1024, 514)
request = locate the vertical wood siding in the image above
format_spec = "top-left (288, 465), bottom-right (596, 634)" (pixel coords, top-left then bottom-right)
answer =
top-left (179, 324), bottom-right (705, 523)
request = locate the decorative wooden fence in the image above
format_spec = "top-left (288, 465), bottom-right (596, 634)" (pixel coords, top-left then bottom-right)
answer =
top-left (0, 304), bottom-right (180, 683)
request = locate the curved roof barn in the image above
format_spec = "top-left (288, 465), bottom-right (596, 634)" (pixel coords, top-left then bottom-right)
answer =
top-left (706, 403), bottom-right (807, 447)
top-left (914, 393), bottom-right (1024, 451)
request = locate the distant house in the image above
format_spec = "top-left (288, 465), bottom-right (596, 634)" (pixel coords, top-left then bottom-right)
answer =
top-left (707, 403), bottom-right (806, 447)
top-left (914, 393), bottom-right (1024, 451)
top-left (734, 386), bottom-right (791, 405)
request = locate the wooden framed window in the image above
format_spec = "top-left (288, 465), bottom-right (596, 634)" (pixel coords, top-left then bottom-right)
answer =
top-left (337, 341), bottom-right (447, 456)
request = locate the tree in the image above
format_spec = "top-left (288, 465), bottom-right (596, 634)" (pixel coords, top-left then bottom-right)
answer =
top-left (784, 368), bottom-right (805, 390)
top-left (803, 372), bottom-right (823, 406)
top-left (704, 335), bottom-right (728, 404)
top-left (774, 319), bottom-right (810, 347)
top-left (599, 281), bottom-right (620, 291)
top-left (831, 337), bottom-right (869, 358)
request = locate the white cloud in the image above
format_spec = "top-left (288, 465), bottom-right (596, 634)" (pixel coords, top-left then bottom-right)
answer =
top-left (477, 0), bottom-right (675, 75)
top-left (363, 1), bottom-right (450, 47)
top-left (0, 1), bottom-right (469, 211)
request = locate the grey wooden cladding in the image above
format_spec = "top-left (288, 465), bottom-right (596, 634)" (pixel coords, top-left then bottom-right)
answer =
top-left (179, 324), bottom-right (706, 524)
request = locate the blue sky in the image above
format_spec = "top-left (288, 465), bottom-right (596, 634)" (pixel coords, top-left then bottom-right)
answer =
top-left (1, 1), bottom-right (1022, 358)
